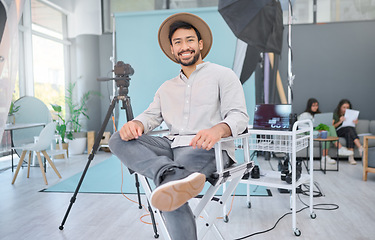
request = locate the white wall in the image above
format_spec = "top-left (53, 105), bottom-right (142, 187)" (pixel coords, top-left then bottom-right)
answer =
top-left (49, 0), bottom-right (102, 38)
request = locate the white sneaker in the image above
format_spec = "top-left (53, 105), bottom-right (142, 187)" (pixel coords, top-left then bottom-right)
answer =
top-left (338, 147), bottom-right (353, 156)
top-left (321, 155), bottom-right (336, 165)
top-left (348, 155), bottom-right (357, 165)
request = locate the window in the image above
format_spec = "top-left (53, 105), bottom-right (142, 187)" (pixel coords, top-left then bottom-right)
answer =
top-left (284, 0), bottom-right (375, 24)
top-left (16, 0), bottom-right (69, 115)
top-left (30, 0), bottom-right (68, 112)
top-left (32, 34), bottom-right (65, 109)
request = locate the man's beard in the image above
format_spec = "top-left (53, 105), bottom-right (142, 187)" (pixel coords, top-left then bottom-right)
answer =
top-left (175, 50), bottom-right (200, 66)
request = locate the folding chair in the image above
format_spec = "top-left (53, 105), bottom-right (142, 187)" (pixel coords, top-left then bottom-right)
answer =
top-left (137, 133), bottom-right (254, 239)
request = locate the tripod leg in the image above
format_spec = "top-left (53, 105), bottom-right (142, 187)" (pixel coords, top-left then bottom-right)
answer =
top-left (122, 96), bottom-right (134, 122)
top-left (122, 97), bottom-right (143, 209)
top-left (59, 96), bottom-right (118, 230)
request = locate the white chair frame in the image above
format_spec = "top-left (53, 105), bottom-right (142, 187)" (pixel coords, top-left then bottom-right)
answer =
top-left (137, 134), bottom-right (253, 239)
top-left (32, 135), bottom-right (69, 166)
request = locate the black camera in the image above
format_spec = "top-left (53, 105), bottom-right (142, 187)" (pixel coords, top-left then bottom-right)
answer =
top-left (114, 61), bottom-right (134, 77)
top-left (97, 61), bottom-right (134, 82)
top-left (280, 158), bottom-right (302, 184)
top-left (97, 61), bottom-right (135, 97)
top-left (289, 113), bottom-right (297, 131)
top-left (280, 159), bottom-right (289, 181)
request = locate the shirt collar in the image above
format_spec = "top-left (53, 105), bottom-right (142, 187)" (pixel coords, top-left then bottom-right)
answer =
top-left (179, 62), bottom-right (210, 81)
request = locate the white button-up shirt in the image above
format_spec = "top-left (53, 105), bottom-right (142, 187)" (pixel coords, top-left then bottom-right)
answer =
top-left (135, 62), bottom-right (249, 160)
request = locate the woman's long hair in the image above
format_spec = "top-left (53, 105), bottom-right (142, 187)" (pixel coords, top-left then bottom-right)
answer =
top-left (304, 98), bottom-right (321, 116)
top-left (334, 99), bottom-right (352, 116)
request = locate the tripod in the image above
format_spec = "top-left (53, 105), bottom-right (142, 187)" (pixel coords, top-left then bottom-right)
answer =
top-left (59, 68), bottom-right (159, 237)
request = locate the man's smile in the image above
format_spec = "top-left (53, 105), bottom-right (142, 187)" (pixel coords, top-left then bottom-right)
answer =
top-left (179, 50), bottom-right (194, 58)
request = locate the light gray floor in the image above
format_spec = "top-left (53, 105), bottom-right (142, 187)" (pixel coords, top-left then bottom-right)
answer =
top-left (1, 151), bottom-right (375, 240)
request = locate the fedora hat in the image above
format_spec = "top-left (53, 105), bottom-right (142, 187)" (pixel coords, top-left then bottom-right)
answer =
top-left (158, 12), bottom-right (213, 63)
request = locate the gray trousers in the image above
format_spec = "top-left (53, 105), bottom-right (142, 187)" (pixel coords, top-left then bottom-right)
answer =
top-left (108, 132), bottom-right (230, 240)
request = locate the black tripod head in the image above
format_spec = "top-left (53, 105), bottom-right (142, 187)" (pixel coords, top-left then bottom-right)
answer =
top-left (97, 61), bottom-right (134, 97)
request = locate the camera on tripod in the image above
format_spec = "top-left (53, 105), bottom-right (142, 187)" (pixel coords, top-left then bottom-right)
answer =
top-left (97, 61), bottom-right (134, 97)
top-left (97, 61), bottom-right (134, 82)
top-left (61, 60), bottom-right (137, 231)
top-left (113, 61), bottom-right (134, 77)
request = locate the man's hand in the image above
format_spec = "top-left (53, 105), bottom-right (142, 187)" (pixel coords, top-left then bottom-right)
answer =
top-left (190, 123), bottom-right (231, 151)
top-left (119, 120), bottom-right (144, 141)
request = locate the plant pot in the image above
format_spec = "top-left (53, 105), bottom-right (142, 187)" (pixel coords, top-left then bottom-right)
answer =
top-left (68, 135), bottom-right (87, 155)
top-left (313, 130), bottom-right (319, 139)
top-left (55, 142), bottom-right (69, 159)
top-left (318, 130), bottom-right (328, 139)
top-left (72, 131), bottom-right (87, 139)
top-left (7, 115), bottom-right (15, 124)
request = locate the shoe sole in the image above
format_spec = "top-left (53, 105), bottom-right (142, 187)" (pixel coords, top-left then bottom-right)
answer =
top-left (150, 173), bottom-right (206, 212)
top-left (321, 161), bottom-right (337, 165)
top-left (338, 152), bottom-right (353, 156)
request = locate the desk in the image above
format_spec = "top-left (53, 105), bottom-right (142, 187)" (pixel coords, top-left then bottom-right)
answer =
top-left (314, 136), bottom-right (339, 174)
top-left (4, 123), bottom-right (46, 172)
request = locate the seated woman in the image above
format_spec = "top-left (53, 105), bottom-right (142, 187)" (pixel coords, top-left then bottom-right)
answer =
top-left (333, 99), bottom-right (363, 165)
top-left (298, 98), bottom-right (353, 164)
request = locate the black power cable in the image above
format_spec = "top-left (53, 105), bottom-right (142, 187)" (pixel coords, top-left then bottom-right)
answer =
top-left (233, 181), bottom-right (339, 239)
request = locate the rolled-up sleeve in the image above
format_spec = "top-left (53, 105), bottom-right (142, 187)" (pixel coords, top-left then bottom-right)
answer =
top-left (218, 68), bottom-right (249, 137)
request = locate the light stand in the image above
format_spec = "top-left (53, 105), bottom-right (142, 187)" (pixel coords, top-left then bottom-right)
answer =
top-left (58, 61), bottom-right (159, 237)
top-left (287, 0), bottom-right (294, 105)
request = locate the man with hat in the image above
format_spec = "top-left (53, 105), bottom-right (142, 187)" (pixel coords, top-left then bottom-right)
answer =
top-left (109, 12), bottom-right (248, 239)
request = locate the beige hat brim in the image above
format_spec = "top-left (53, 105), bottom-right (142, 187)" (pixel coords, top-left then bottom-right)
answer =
top-left (158, 12), bottom-right (213, 63)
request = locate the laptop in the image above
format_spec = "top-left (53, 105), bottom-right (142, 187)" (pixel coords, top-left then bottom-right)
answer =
top-left (313, 112), bottom-right (333, 127)
top-left (252, 104), bottom-right (292, 131)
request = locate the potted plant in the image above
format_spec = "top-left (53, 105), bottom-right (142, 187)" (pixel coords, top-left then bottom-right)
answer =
top-left (65, 82), bottom-right (100, 155)
top-left (51, 104), bottom-right (73, 143)
top-left (7, 101), bottom-right (20, 124)
top-left (314, 123), bottom-right (329, 139)
top-left (51, 104), bottom-right (73, 158)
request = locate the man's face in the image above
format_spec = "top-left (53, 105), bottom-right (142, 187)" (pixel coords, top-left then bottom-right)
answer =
top-left (170, 28), bottom-right (203, 66)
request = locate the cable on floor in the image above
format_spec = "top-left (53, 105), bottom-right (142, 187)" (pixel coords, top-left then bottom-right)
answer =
top-left (234, 200), bottom-right (339, 240)
top-left (234, 206), bottom-right (309, 240)
top-left (233, 180), bottom-right (339, 240)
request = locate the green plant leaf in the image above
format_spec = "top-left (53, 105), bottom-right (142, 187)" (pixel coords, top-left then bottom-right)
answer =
top-left (51, 104), bottom-right (62, 113)
top-left (314, 123), bottom-right (330, 131)
top-left (64, 82), bottom-right (101, 133)
top-left (8, 101), bottom-right (20, 115)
